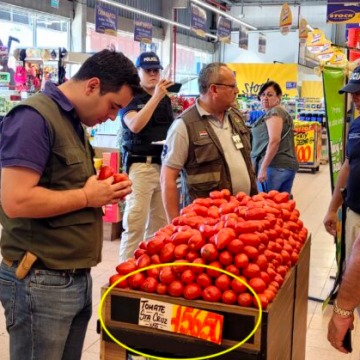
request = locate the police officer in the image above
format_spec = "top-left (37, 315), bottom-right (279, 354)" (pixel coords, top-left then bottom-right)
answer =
top-left (119, 52), bottom-right (174, 262)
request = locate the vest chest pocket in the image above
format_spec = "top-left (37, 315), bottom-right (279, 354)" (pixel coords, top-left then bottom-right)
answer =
top-left (51, 147), bottom-right (88, 189)
top-left (193, 138), bottom-right (220, 164)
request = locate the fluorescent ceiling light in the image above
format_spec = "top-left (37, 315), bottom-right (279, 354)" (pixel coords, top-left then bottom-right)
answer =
top-left (191, 0), bottom-right (257, 30)
top-left (99, 0), bottom-right (218, 39)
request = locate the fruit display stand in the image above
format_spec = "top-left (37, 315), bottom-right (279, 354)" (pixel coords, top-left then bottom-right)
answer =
top-left (99, 236), bottom-right (310, 360)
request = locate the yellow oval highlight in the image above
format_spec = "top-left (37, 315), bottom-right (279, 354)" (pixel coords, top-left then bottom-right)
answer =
top-left (99, 262), bottom-right (263, 360)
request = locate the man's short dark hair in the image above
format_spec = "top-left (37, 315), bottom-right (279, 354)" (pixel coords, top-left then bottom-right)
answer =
top-left (258, 81), bottom-right (282, 101)
top-left (73, 49), bottom-right (141, 95)
top-left (198, 62), bottom-right (228, 95)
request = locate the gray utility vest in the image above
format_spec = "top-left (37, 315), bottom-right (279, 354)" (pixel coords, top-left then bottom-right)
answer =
top-left (0, 94), bottom-right (103, 269)
top-left (181, 105), bottom-right (258, 207)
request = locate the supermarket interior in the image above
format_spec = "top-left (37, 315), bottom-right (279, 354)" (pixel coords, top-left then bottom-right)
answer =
top-left (0, 0), bottom-right (360, 359)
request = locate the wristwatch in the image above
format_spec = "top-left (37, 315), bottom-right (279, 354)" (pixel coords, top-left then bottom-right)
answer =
top-left (334, 299), bottom-right (354, 317)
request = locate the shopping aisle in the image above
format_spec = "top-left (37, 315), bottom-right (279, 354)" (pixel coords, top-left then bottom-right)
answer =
top-left (0, 164), bottom-right (359, 360)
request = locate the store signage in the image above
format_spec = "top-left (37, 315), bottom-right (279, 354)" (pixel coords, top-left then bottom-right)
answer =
top-left (138, 298), bottom-right (224, 344)
top-left (317, 46), bottom-right (335, 62)
top-left (258, 33), bottom-right (266, 54)
top-left (134, 15), bottom-right (152, 44)
top-left (322, 66), bottom-right (345, 190)
top-left (280, 2), bottom-right (292, 35)
top-left (239, 26), bottom-right (249, 50)
top-left (299, 18), bottom-right (308, 44)
top-left (294, 124), bottom-right (316, 164)
top-left (95, 4), bottom-right (117, 37)
top-left (190, 4), bottom-right (207, 38)
top-left (327, 1), bottom-right (360, 24)
top-left (227, 63), bottom-right (298, 98)
top-left (51, 0), bottom-right (59, 9)
top-left (217, 16), bottom-right (231, 44)
top-left (329, 49), bottom-right (346, 66)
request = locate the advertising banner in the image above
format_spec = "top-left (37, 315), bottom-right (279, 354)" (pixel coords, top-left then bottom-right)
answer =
top-left (95, 4), bottom-right (117, 37)
top-left (190, 4), bottom-right (207, 38)
top-left (322, 66), bottom-right (346, 308)
top-left (280, 2), bottom-right (292, 35)
top-left (227, 63), bottom-right (298, 97)
top-left (327, 1), bottom-right (360, 24)
top-left (217, 16), bottom-right (231, 44)
top-left (134, 15), bottom-right (152, 44)
top-left (239, 26), bottom-right (249, 50)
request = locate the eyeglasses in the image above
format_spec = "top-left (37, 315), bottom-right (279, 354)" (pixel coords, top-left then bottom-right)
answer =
top-left (260, 92), bottom-right (277, 98)
top-left (143, 68), bottom-right (160, 74)
top-left (212, 83), bottom-right (238, 89)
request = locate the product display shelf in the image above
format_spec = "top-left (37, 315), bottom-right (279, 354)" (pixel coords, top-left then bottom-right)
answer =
top-left (99, 237), bottom-right (311, 360)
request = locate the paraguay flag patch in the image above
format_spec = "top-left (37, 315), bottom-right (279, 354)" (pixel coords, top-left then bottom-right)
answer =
top-left (199, 130), bottom-right (208, 138)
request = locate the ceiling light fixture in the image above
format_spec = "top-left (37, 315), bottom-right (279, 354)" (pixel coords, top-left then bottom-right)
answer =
top-left (99, 0), bottom-right (218, 39)
top-left (190, 0), bottom-right (257, 30)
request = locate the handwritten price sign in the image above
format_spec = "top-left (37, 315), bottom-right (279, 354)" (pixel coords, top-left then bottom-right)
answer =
top-left (294, 127), bottom-right (315, 164)
top-left (138, 299), bottom-right (224, 344)
top-left (171, 305), bottom-right (224, 344)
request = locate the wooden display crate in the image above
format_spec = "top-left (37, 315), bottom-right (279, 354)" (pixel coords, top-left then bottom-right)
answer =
top-left (100, 237), bottom-right (311, 360)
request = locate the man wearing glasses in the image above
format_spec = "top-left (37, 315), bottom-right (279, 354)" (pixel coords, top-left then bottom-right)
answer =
top-left (119, 52), bottom-right (174, 262)
top-left (161, 62), bottom-right (257, 222)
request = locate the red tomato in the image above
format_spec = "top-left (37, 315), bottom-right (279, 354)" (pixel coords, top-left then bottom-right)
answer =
top-left (267, 267), bottom-right (277, 280)
top-left (227, 239), bottom-right (244, 255)
top-left (215, 228), bottom-right (236, 250)
top-left (234, 253), bottom-right (249, 269)
top-left (181, 269), bottom-right (196, 285)
top-left (136, 254), bottom-right (151, 269)
top-left (191, 204), bottom-right (209, 217)
top-left (141, 277), bottom-right (159, 293)
top-left (219, 251), bottom-right (233, 266)
top-left (201, 243), bottom-right (219, 262)
top-left (147, 237), bottom-right (165, 255)
top-left (196, 273), bottom-right (212, 288)
top-left (113, 173), bottom-right (128, 183)
top-left (263, 289), bottom-right (276, 302)
top-left (193, 198), bottom-right (212, 208)
top-left (225, 264), bottom-right (240, 276)
top-left (245, 208), bottom-right (266, 220)
top-left (219, 202), bottom-right (237, 215)
top-left (208, 207), bottom-right (220, 219)
top-left (249, 277), bottom-right (266, 294)
top-left (259, 271), bottom-right (271, 285)
top-left (239, 233), bottom-right (261, 247)
top-left (207, 261), bottom-right (223, 278)
top-left (277, 265), bottom-right (287, 278)
top-left (235, 192), bottom-right (247, 201)
top-left (215, 274), bottom-right (231, 291)
top-left (274, 274), bottom-right (284, 286)
top-left (273, 192), bottom-right (290, 204)
top-left (134, 249), bottom-right (147, 259)
top-left (168, 281), bottom-right (184, 297)
top-left (150, 254), bottom-right (162, 264)
top-left (231, 276), bottom-right (247, 294)
top-left (159, 267), bottom-right (177, 285)
top-left (174, 244), bottom-right (189, 260)
top-left (171, 231), bottom-right (192, 246)
top-left (242, 263), bottom-right (261, 279)
top-left (238, 293), bottom-right (253, 307)
top-left (210, 191), bottom-right (223, 199)
top-left (186, 250), bottom-right (199, 262)
top-left (173, 259), bottom-right (189, 274)
top-left (156, 283), bottom-right (168, 295)
top-left (128, 273), bottom-right (145, 289)
top-left (202, 286), bottom-right (222, 302)
top-left (221, 189), bottom-right (231, 200)
top-left (98, 165), bottom-right (114, 180)
top-left (147, 268), bottom-right (160, 278)
top-left (253, 293), bottom-right (269, 310)
top-left (192, 258), bottom-right (206, 274)
top-left (235, 222), bottom-right (259, 234)
top-left (243, 246), bottom-right (259, 261)
top-left (160, 243), bottom-right (176, 263)
top-left (224, 218), bottom-right (237, 230)
top-left (255, 254), bottom-right (268, 271)
top-left (199, 224), bottom-right (216, 239)
top-left (109, 274), bottom-right (128, 288)
top-left (188, 234), bottom-right (206, 251)
top-left (183, 284), bottom-right (202, 300)
top-left (222, 289), bottom-right (238, 304)
top-left (116, 261), bottom-right (136, 275)
top-left (291, 252), bottom-right (299, 265)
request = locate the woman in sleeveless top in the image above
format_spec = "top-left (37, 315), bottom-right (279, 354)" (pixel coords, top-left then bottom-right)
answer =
top-left (251, 81), bottom-right (299, 193)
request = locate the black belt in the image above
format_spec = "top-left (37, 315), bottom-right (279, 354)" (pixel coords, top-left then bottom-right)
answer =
top-left (130, 155), bottom-right (161, 165)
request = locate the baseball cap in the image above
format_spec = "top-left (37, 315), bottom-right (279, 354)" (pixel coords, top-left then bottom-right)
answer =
top-left (339, 66), bottom-right (360, 94)
top-left (135, 51), bottom-right (163, 70)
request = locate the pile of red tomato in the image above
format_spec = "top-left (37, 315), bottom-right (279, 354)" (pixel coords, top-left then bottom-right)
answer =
top-left (110, 190), bottom-right (308, 310)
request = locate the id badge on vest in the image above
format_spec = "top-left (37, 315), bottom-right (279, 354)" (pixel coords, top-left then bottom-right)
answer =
top-left (232, 134), bottom-right (244, 149)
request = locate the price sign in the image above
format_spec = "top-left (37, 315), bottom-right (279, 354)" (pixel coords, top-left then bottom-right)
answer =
top-left (138, 299), bottom-right (224, 344)
top-left (294, 126), bottom-right (315, 164)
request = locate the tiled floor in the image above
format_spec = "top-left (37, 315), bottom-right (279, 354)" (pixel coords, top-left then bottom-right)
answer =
top-left (0, 164), bottom-right (359, 359)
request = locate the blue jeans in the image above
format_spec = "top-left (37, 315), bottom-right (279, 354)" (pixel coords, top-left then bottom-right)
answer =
top-left (258, 167), bottom-right (296, 193)
top-left (0, 261), bottom-right (92, 360)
